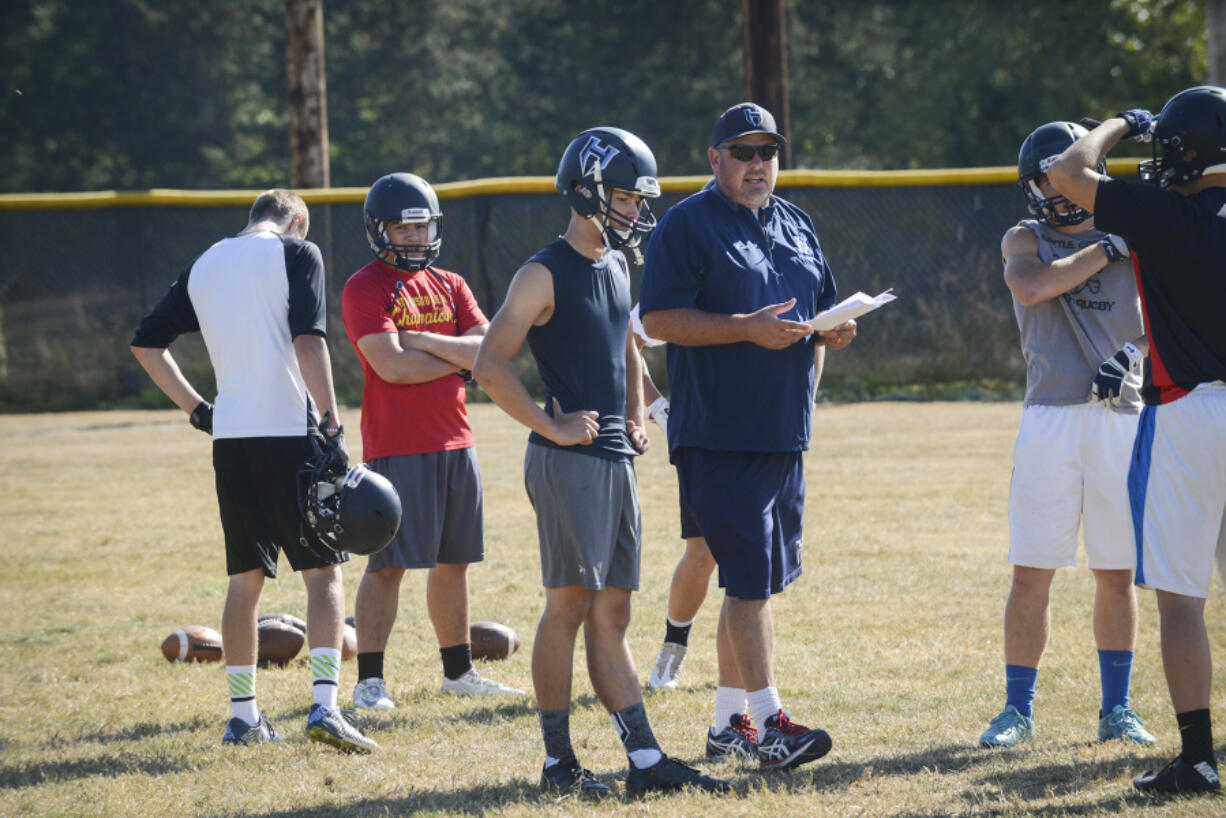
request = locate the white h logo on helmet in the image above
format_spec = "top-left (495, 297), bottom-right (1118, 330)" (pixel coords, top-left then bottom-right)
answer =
top-left (579, 136), bottom-right (620, 177)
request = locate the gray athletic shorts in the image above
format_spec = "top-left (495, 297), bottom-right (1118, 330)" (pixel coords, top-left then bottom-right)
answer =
top-left (523, 442), bottom-right (640, 591)
top-left (365, 447), bottom-right (484, 571)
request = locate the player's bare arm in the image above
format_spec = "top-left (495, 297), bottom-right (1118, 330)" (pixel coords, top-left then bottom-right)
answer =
top-left (293, 334), bottom-right (341, 430)
top-left (399, 323), bottom-right (487, 370)
top-left (474, 262), bottom-right (599, 446)
top-left (1002, 226), bottom-right (1118, 306)
top-left (625, 324), bottom-right (648, 454)
top-left (1046, 118), bottom-right (1129, 213)
top-left (357, 331), bottom-right (462, 385)
top-left (641, 299), bottom-right (812, 350)
top-left (129, 345), bottom-right (207, 415)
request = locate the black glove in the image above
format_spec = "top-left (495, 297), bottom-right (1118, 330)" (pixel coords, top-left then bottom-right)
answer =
top-left (1114, 109), bottom-right (1155, 142)
top-left (1099, 234), bottom-right (1130, 264)
top-left (189, 401), bottom-right (213, 435)
top-left (311, 411), bottom-right (349, 474)
top-left (1091, 342), bottom-right (1143, 406)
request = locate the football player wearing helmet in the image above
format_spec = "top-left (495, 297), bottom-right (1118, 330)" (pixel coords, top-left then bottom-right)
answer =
top-left (638, 103), bottom-right (843, 773)
top-left (131, 189), bottom-right (377, 753)
top-left (474, 128), bottom-right (732, 797)
top-left (342, 173), bottom-right (524, 711)
top-left (1048, 87), bottom-right (1226, 795)
top-left (978, 122), bottom-right (1153, 752)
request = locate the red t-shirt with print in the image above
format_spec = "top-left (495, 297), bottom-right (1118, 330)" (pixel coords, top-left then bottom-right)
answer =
top-left (341, 259), bottom-right (487, 459)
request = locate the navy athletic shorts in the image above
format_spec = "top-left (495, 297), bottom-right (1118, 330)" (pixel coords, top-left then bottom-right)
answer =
top-left (673, 447), bottom-right (804, 599)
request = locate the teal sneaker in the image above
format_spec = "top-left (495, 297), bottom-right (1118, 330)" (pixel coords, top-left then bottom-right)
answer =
top-left (1098, 705), bottom-right (1157, 745)
top-left (978, 705), bottom-right (1034, 747)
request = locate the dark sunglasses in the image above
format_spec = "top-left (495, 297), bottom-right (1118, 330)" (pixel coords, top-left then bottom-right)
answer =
top-left (719, 143), bottom-right (781, 162)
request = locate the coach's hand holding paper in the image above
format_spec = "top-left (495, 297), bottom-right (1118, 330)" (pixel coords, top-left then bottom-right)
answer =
top-left (808, 289), bottom-right (896, 331)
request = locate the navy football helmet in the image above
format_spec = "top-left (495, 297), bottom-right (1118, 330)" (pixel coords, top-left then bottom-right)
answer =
top-left (556, 127), bottom-right (661, 261)
top-left (299, 455), bottom-right (402, 557)
top-left (364, 173), bottom-right (443, 272)
top-left (1139, 86), bottom-right (1226, 188)
top-left (1018, 122), bottom-right (1103, 226)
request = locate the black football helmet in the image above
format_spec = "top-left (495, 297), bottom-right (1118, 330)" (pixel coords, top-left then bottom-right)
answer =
top-left (364, 172), bottom-right (443, 272)
top-left (299, 454), bottom-right (402, 557)
top-left (1139, 86), bottom-right (1226, 188)
top-left (556, 127), bottom-right (661, 260)
top-left (1018, 122), bottom-right (1103, 226)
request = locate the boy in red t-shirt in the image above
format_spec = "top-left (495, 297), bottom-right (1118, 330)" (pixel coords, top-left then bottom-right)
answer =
top-left (341, 173), bottom-right (524, 707)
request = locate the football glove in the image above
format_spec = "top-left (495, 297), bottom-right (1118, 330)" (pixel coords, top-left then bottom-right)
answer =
top-left (1099, 234), bottom-right (1130, 264)
top-left (1091, 342), bottom-right (1143, 407)
top-left (189, 401), bottom-right (213, 435)
top-left (1114, 109), bottom-right (1155, 142)
top-left (647, 395), bottom-right (670, 436)
top-left (310, 411), bottom-right (350, 475)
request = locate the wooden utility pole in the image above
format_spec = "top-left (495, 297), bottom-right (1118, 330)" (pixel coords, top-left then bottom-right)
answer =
top-left (1209, 0), bottom-right (1226, 87)
top-left (741, 0), bottom-right (791, 167)
top-left (286, 0), bottom-right (330, 188)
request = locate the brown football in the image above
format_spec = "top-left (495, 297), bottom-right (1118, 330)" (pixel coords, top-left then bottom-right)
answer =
top-left (160, 624), bottom-right (224, 663)
top-left (341, 623), bottom-right (357, 660)
top-left (470, 621), bottom-right (520, 661)
top-left (258, 612), bottom-right (306, 634)
top-left (257, 619), bottom-right (305, 667)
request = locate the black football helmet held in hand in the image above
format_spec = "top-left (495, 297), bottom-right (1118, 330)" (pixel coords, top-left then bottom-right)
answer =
top-left (364, 172), bottom-right (443, 272)
top-left (1139, 86), bottom-right (1226, 188)
top-left (1018, 121), bottom-right (1103, 226)
top-left (556, 127), bottom-right (661, 260)
top-left (299, 454), bottom-right (402, 557)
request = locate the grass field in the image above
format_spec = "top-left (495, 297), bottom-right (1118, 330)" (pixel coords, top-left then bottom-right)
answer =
top-left (1, 402), bottom-right (1223, 817)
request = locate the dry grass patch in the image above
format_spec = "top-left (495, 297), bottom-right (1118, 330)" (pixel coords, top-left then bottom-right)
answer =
top-left (0, 403), bottom-right (1222, 816)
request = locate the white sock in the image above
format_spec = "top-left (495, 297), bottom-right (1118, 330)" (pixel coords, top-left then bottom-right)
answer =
top-left (628, 747), bottom-right (663, 769)
top-left (666, 614), bottom-right (694, 629)
top-left (310, 647), bottom-right (341, 708)
top-left (747, 686), bottom-right (782, 725)
top-left (713, 685), bottom-right (748, 732)
top-left (226, 664), bottom-right (258, 725)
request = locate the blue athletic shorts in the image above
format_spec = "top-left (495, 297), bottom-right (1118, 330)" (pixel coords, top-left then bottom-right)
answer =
top-left (679, 492), bottom-right (702, 540)
top-left (673, 447), bottom-right (804, 599)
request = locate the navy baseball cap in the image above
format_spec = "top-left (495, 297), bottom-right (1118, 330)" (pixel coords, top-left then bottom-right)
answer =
top-left (711, 102), bottom-right (787, 147)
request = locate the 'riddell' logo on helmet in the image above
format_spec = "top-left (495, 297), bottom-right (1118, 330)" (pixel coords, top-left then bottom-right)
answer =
top-left (1038, 154), bottom-right (1060, 173)
top-left (744, 107), bottom-right (763, 127)
top-left (579, 136), bottom-right (620, 177)
top-left (399, 207), bottom-right (431, 220)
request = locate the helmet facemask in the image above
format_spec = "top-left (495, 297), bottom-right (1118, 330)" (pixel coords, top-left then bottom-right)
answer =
top-left (583, 163), bottom-right (660, 265)
top-left (365, 210), bottom-right (443, 273)
top-left (1020, 172), bottom-right (1091, 226)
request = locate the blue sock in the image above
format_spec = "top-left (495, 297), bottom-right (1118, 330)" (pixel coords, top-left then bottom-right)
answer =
top-left (1098, 649), bottom-right (1133, 714)
top-left (1005, 665), bottom-right (1038, 719)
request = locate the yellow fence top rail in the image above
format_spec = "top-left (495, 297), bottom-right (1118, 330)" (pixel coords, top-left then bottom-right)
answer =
top-left (0, 160), bottom-right (1141, 210)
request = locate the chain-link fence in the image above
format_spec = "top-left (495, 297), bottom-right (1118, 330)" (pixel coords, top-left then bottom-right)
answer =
top-left (0, 166), bottom-right (1104, 412)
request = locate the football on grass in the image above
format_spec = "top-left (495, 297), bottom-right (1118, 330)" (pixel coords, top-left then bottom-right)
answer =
top-left (160, 624), bottom-right (224, 663)
top-left (470, 621), bottom-right (520, 661)
top-left (257, 619), bottom-right (304, 667)
top-left (258, 612), bottom-right (306, 634)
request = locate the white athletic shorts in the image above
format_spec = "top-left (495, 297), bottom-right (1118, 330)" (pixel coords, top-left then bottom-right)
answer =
top-left (1128, 381), bottom-right (1226, 598)
top-left (1009, 403), bottom-right (1141, 570)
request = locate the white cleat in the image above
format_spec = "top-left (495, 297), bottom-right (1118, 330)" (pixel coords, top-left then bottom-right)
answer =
top-left (353, 677), bottom-right (395, 710)
top-left (440, 667), bottom-right (525, 696)
top-left (648, 642), bottom-right (687, 689)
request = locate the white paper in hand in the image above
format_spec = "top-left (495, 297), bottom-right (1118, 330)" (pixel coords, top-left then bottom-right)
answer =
top-left (807, 289), bottom-right (896, 331)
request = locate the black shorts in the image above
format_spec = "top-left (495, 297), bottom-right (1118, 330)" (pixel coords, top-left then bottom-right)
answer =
top-left (213, 436), bottom-right (349, 577)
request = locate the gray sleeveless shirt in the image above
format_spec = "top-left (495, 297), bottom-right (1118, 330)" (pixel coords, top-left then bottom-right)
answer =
top-left (1010, 219), bottom-right (1144, 412)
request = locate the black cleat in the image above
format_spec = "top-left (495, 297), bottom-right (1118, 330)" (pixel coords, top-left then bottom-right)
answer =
top-left (1133, 756), bottom-right (1221, 794)
top-left (625, 754), bottom-right (735, 797)
top-left (540, 758), bottom-right (612, 800)
top-left (758, 710), bottom-right (832, 770)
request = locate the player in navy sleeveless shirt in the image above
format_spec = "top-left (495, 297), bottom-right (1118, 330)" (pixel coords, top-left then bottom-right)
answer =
top-left (475, 128), bottom-right (732, 797)
top-left (1049, 87), bottom-right (1226, 794)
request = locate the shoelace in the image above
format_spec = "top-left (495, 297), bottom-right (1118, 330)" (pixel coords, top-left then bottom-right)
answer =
top-left (729, 714), bottom-right (758, 744)
top-left (768, 711), bottom-right (809, 736)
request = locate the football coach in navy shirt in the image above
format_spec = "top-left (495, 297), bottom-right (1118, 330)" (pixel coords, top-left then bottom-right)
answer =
top-left (1048, 87), bottom-right (1226, 795)
top-left (639, 103), bottom-right (856, 770)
